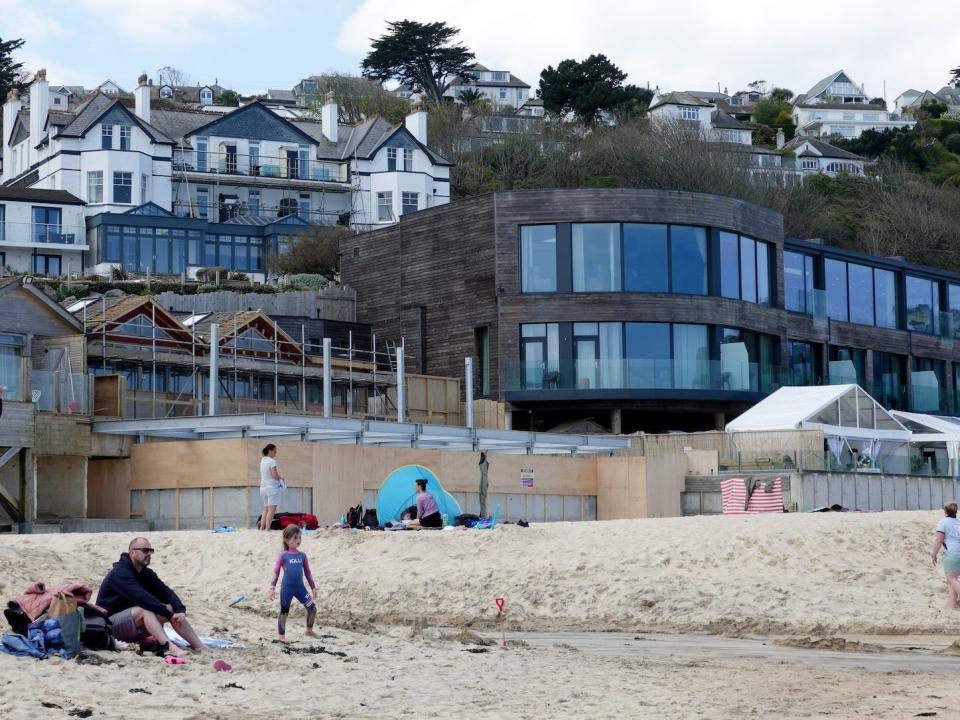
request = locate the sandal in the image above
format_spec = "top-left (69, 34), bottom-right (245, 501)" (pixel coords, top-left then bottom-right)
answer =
top-left (163, 655), bottom-right (187, 665)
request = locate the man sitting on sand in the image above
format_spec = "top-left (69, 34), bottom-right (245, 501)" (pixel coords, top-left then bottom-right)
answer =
top-left (96, 537), bottom-right (204, 657)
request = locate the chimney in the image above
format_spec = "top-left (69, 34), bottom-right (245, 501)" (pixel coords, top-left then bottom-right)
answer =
top-left (776, 128), bottom-right (785, 150)
top-left (134, 72), bottom-right (150, 124)
top-left (28, 69), bottom-right (49, 167)
top-left (2, 89), bottom-right (22, 182)
top-left (405, 106), bottom-right (428, 145)
top-left (321, 92), bottom-right (337, 143)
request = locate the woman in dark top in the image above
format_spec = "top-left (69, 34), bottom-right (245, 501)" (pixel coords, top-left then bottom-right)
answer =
top-left (405, 478), bottom-right (443, 529)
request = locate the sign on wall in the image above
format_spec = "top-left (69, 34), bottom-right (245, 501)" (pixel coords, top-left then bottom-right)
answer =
top-left (520, 467), bottom-right (535, 488)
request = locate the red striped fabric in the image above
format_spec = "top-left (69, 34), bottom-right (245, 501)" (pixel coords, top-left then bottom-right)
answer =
top-left (720, 477), bottom-right (784, 515)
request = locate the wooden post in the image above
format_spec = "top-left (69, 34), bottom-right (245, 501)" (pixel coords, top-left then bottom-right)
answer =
top-left (208, 487), bottom-right (215, 530)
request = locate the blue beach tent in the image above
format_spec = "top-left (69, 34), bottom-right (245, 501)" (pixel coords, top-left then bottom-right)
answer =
top-left (376, 465), bottom-right (461, 525)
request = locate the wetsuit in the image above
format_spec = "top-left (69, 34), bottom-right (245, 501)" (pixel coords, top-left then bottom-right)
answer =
top-left (271, 549), bottom-right (317, 636)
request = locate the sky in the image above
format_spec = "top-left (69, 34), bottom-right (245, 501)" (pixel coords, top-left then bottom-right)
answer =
top-left (0, 0), bottom-right (955, 101)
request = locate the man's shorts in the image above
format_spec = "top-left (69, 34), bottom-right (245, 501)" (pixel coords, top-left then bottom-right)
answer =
top-left (109, 608), bottom-right (150, 643)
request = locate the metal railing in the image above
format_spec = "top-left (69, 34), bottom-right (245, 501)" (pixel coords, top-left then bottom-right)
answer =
top-left (170, 200), bottom-right (347, 226)
top-left (0, 221), bottom-right (86, 246)
top-left (173, 151), bottom-right (348, 183)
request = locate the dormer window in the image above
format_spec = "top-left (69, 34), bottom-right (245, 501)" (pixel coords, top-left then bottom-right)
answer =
top-left (492, 71), bottom-right (508, 81)
top-left (680, 106), bottom-right (699, 121)
top-left (200, 88), bottom-right (213, 104)
top-left (159, 86), bottom-right (173, 99)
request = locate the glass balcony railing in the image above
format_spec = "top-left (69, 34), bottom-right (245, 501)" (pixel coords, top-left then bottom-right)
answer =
top-left (173, 151), bottom-right (348, 183)
top-left (504, 359), bottom-right (782, 394)
top-left (0, 221), bottom-right (86, 247)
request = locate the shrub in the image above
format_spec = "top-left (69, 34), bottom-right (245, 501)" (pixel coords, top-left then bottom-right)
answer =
top-left (229, 271), bottom-right (249, 281)
top-left (944, 133), bottom-right (960, 155)
top-left (196, 284), bottom-right (219, 294)
top-left (283, 274), bottom-right (329, 291)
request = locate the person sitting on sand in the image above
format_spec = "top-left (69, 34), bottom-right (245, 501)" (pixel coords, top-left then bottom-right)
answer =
top-left (403, 478), bottom-right (443, 529)
top-left (269, 525), bottom-right (318, 642)
top-left (96, 537), bottom-right (204, 658)
top-left (932, 501), bottom-right (960, 609)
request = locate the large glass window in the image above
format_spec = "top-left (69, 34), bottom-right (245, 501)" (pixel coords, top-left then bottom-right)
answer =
top-left (873, 351), bottom-right (906, 410)
top-left (138, 228), bottom-right (153, 273)
top-left (787, 340), bottom-right (820, 386)
top-left (874, 269), bottom-right (898, 329)
top-left (625, 323), bottom-right (671, 388)
top-left (113, 172), bottom-right (132, 204)
top-left (623, 224), bottom-right (668, 292)
top-left (912, 357), bottom-right (945, 412)
top-left (154, 228), bottom-right (170, 273)
top-left (825, 258), bottom-right (848, 320)
top-left (672, 323), bottom-right (709, 389)
top-left (828, 346), bottom-right (865, 385)
top-left (721, 328), bottom-right (775, 392)
top-left (950, 283), bottom-right (960, 339)
top-left (520, 323), bottom-right (560, 390)
top-left (740, 236), bottom-right (758, 303)
top-left (572, 223), bottom-right (621, 292)
top-left (196, 138), bottom-right (208, 172)
top-left (104, 225), bottom-right (121, 262)
top-left (847, 263), bottom-right (874, 325)
top-left (122, 227), bottom-right (137, 271)
top-left (906, 275), bottom-right (939, 334)
top-left (670, 226), bottom-right (707, 296)
top-left (784, 251), bottom-right (815, 312)
top-left (719, 231), bottom-right (739, 300)
top-left (520, 225), bottom-right (557, 293)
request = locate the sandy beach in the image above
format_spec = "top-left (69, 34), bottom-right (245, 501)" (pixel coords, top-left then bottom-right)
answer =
top-left (1, 511), bottom-right (959, 719)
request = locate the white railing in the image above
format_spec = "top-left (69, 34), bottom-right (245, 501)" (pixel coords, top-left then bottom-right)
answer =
top-left (0, 221), bottom-right (87, 247)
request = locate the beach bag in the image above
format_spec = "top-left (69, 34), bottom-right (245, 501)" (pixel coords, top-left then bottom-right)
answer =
top-left (3, 601), bottom-right (29, 636)
top-left (276, 512), bottom-right (319, 531)
top-left (48, 591), bottom-right (77, 618)
top-left (455, 513), bottom-right (481, 527)
top-left (346, 504), bottom-right (363, 528)
top-left (362, 509), bottom-right (379, 529)
top-left (54, 610), bottom-right (83, 658)
top-left (80, 606), bottom-right (115, 651)
top-left (255, 513), bottom-right (284, 530)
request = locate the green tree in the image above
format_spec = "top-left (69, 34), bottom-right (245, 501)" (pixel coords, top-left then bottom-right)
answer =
top-left (457, 88), bottom-right (488, 108)
top-left (265, 226), bottom-right (350, 277)
top-left (769, 87), bottom-right (793, 102)
top-left (537, 54), bottom-right (652, 123)
top-left (217, 89), bottom-right (240, 107)
top-left (305, 73), bottom-right (410, 124)
top-left (920, 98), bottom-right (949, 119)
top-left (0, 37), bottom-right (28, 103)
top-left (869, 97), bottom-right (887, 108)
top-left (361, 20), bottom-right (474, 106)
top-left (950, 66), bottom-right (960, 88)
top-left (752, 96), bottom-right (791, 126)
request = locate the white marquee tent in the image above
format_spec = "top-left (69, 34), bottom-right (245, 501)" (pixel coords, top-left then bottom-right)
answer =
top-left (891, 410), bottom-right (960, 476)
top-left (726, 385), bottom-right (911, 469)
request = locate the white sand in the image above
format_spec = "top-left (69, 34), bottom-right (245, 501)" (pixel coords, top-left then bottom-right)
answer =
top-left (1, 511), bottom-right (959, 719)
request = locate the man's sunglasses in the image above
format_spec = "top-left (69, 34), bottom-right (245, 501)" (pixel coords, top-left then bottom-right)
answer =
top-left (134, 547), bottom-right (155, 554)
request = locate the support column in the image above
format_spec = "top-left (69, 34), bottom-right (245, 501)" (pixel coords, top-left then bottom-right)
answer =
top-left (19, 448), bottom-right (36, 530)
top-left (714, 411), bottom-right (726, 431)
top-left (504, 410), bottom-right (513, 431)
top-left (610, 408), bottom-right (622, 435)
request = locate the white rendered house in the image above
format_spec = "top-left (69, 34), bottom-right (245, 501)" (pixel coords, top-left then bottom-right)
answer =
top-left (783, 136), bottom-right (866, 176)
top-left (0, 187), bottom-right (86, 275)
top-left (792, 70), bottom-right (913, 139)
top-left (447, 64), bottom-right (530, 110)
top-left (648, 91), bottom-right (752, 144)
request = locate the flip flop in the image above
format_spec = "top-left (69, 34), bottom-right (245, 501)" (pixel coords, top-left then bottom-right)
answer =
top-left (163, 655), bottom-right (187, 665)
top-left (212, 659), bottom-right (232, 672)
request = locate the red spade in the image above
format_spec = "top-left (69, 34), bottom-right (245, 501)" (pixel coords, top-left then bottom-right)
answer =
top-left (495, 597), bottom-right (505, 613)
top-left (495, 597), bottom-right (507, 647)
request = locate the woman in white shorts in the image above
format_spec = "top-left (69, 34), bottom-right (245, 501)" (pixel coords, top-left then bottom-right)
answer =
top-left (259, 443), bottom-right (284, 531)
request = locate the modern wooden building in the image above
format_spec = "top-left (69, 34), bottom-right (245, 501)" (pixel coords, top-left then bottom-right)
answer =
top-left (341, 188), bottom-right (960, 433)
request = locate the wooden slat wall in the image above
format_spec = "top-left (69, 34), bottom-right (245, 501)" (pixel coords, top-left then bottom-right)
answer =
top-left (0, 401), bottom-right (34, 448)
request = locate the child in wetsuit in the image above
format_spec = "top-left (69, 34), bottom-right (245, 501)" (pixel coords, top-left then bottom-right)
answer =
top-left (268, 524), bottom-right (318, 641)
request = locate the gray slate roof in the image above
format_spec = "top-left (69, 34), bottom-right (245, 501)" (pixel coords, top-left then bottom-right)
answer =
top-left (0, 187), bottom-right (84, 205)
top-left (52, 93), bottom-right (174, 144)
top-left (798, 70), bottom-right (854, 103)
top-left (711, 109), bottom-right (750, 130)
top-left (648, 91), bottom-right (713, 110)
top-left (784, 136), bottom-right (863, 160)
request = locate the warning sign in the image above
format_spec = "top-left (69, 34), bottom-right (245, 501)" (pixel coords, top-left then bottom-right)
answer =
top-left (520, 468), bottom-right (535, 488)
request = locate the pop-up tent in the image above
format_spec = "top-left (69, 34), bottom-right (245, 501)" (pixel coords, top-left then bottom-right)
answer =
top-left (376, 465), bottom-right (462, 525)
top-left (891, 410), bottom-right (960, 476)
top-left (726, 384), bottom-right (911, 471)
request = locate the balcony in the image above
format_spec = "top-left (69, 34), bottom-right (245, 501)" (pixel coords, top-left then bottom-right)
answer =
top-left (0, 358), bottom-right (89, 414)
top-left (503, 359), bottom-right (781, 400)
top-left (0, 222), bottom-right (88, 251)
top-left (174, 151), bottom-right (348, 186)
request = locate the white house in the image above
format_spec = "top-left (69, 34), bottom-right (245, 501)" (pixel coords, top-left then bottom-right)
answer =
top-left (894, 87), bottom-right (960, 117)
top-left (0, 187), bottom-right (86, 275)
top-left (783, 136), bottom-right (866, 176)
top-left (792, 70), bottom-right (913, 139)
top-left (648, 91), bottom-right (752, 144)
top-left (447, 64), bottom-right (530, 110)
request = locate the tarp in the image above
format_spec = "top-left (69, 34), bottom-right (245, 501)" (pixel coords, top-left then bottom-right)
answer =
top-left (376, 465), bottom-right (462, 526)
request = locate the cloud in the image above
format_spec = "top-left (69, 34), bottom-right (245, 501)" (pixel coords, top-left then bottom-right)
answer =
top-left (336, 1), bottom-right (955, 100)
top-left (0, 0), bottom-right (64, 39)
top-left (75, 0), bottom-right (257, 45)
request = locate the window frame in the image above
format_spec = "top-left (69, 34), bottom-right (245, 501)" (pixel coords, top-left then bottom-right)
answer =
top-left (87, 171), bottom-right (104, 203)
top-left (112, 171), bottom-right (133, 204)
top-left (119, 124), bottom-right (132, 151)
top-left (101, 124), bottom-right (113, 150)
top-left (376, 191), bottom-right (393, 222)
top-left (679, 106), bottom-right (699, 121)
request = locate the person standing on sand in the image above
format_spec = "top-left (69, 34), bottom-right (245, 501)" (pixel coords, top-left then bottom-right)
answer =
top-left (931, 501), bottom-right (960, 609)
top-left (269, 525), bottom-right (318, 642)
top-left (403, 478), bottom-right (443, 529)
top-left (96, 537), bottom-right (204, 658)
top-left (259, 443), bottom-right (285, 531)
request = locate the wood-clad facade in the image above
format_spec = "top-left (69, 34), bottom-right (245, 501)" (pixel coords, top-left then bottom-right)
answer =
top-left (341, 189), bottom-right (960, 433)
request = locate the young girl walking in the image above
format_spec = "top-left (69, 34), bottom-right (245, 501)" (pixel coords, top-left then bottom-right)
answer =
top-left (268, 525), bottom-right (318, 642)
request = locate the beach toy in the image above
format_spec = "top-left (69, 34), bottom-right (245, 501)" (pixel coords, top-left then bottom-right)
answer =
top-left (376, 465), bottom-right (462, 525)
top-left (212, 659), bottom-right (232, 672)
top-left (228, 595), bottom-right (246, 608)
top-left (163, 655), bottom-right (187, 665)
top-left (495, 597), bottom-right (507, 648)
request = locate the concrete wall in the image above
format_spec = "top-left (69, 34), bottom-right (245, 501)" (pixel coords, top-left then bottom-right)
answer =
top-left (797, 472), bottom-right (960, 512)
top-left (36, 455), bottom-right (87, 518)
top-left (154, 288), bottom-right (357, 323)
top-left (87, 438), bottom-right (659, 526)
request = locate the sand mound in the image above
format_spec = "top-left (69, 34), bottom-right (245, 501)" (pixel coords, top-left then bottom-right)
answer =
top-left (774, 636), bottom-right (885, 653)
top-left (936, 638), bottom-right (960, 655)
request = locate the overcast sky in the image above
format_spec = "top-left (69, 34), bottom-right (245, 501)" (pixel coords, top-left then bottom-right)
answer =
top-left (2, 0), bottom-right (955, 101)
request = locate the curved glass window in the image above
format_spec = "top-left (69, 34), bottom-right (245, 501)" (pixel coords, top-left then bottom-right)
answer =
top-left (572, 223), bottom-right (621, 292)
top-left (623, 224), bottom-right (667, 292)
top-left (906, 275), bottom-right (939, 335)
top-left (784, 251), bottom-right (815, 313)
top-left (670, 226), bottom-right (707, 296)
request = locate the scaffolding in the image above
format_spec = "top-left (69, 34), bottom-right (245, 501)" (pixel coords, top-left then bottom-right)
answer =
top-left (79, 297), bottom-right (458, 423)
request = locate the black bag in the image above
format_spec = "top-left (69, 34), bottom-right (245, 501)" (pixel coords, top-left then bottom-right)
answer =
top-left (3, 601), bottom-right (29, 636)
top-left (346, 504), bottom-right (363, 528)
top-left (255, 513), bottom-right (283, 530)
top-left (454, 513), bottom-right (481, 527)
top-left (361, 509), bottom-right (379, 529)
top-left (80, 605), bottom-right (115, 651)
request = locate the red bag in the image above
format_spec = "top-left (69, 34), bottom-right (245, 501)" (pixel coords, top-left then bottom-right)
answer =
top-left (276, 512), bottom-right (318, 530)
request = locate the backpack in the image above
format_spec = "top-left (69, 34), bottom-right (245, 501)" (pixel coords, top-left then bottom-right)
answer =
top-left (361, 509), bottom-right (379, 529)
top-left (345, 504), bottom-right (363, 528)
top-left (80, 606), bottom-right (115, 652)
top-left (3, 601), bottom-right (29, 636)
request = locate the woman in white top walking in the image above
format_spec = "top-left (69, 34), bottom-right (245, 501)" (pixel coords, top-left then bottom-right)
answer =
top-left (931, 501), bottom-right (960, 609)
top-left (259, 443), bottom-right (285, 531)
